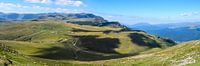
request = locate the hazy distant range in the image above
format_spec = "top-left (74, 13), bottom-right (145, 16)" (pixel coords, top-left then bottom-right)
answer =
top-left (129, 22), bottom-right (200, 42)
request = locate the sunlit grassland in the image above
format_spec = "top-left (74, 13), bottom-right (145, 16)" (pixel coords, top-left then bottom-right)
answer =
top-left (0, 21), bottom-right (177, 66)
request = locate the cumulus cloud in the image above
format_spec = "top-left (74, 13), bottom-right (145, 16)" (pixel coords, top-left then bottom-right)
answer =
top-left (25, 0), bottom-right (84, 7)
top-left (0, 2), bottom-right (84, 13)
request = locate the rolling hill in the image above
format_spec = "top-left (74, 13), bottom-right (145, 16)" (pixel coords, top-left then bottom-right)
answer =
top-left (0, 20), bottom-right (175, 65)
top-left (87, 40), bottom-right (200, 66)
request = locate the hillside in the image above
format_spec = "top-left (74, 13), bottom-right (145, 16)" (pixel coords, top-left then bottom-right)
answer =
top-left (86, 40), bottom-right (200, 66)
top-left (0, 20), bottom-right (175, 65)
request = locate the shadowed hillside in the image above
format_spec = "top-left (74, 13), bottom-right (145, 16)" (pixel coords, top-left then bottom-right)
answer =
top-left (87, 40), bottom-right (200, 66)
top-left (0, 21), bottom-right (176, 65)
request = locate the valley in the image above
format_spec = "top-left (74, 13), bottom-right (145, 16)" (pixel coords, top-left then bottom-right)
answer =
top-left (0, 13), bottom-right (199, 66)
top-left (1, 0), bottom-right (200, 66)
top-left (0, 20), bottom-right (176, 66)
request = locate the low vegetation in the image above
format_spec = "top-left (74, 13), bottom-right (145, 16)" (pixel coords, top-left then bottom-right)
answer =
top-left (0, 20), bottom-right (177, 66)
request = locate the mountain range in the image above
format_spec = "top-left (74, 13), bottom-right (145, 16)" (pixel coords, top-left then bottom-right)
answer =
top-left (1, 12), bottom-right (200, 66)
top-left (0, 12), bottom-right (106, 22)
top-left (0, 12), bottom-right (126, 28)
top-left (130, 22), bottom-right (200, 42)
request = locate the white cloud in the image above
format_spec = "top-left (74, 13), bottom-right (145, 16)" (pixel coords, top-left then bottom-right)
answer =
top-left (24, 0), bottom-right (84, 7)
top-left (0, 2), bottom-right (28, 8)
top-left (55, 0), bottom-right (84, 7)
top-left (0, 2), bottom-right (84, 13)
top-left (25, 0), bottom-right (52, 4)
top-left (180, 12), bottom-right (200, 17)
top-left (0, 2), bottom-right (30, 13)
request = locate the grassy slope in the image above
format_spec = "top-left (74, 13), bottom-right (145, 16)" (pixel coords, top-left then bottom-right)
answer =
top-left (82, 40), bottom-right (200, 66)
top-left (0, 21), bottom-right (175, 65)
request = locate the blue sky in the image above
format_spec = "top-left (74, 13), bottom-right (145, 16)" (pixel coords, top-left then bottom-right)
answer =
top-left (0, 0), bottom-right (200, 25)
